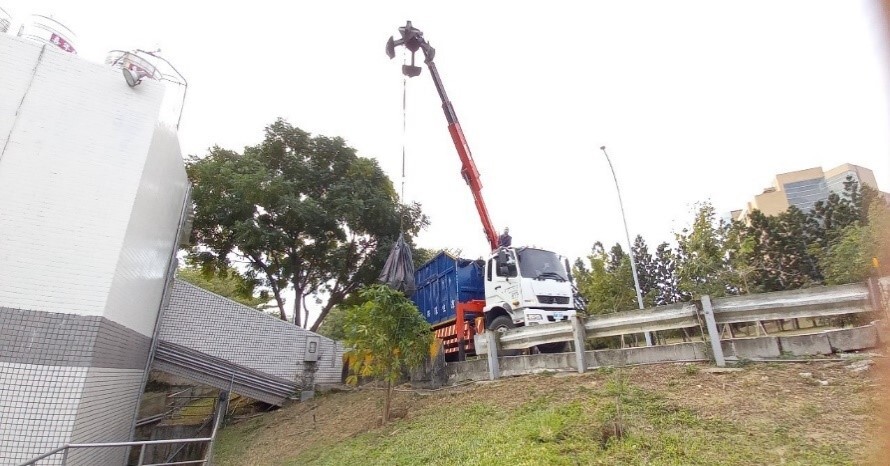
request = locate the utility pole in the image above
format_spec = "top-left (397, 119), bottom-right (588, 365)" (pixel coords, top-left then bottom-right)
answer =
top-left (600, 146), bottom-right (652, 346)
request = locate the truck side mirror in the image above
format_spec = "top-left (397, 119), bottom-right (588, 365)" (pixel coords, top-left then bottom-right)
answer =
top-left (495, 249), bottom-right (516, 277)
top-left (564, 258), bottom-right (573, 283)
top-left (497, 249), bottom-right (507, 265)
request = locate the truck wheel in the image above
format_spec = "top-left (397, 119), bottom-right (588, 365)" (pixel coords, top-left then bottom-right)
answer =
top-left (488, 316), bottom-right (520, 356)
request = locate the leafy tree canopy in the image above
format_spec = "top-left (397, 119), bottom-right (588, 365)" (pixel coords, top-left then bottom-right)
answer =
top-left (186, 119), bottom-right (428, 329)
top-left (177, 264), bottom-right (266, 308)
top-left (342, 285), bottom-right (436, 423)
top-left (674, 202), bottom-right (736, 298)
top-left (575, 244), bottom-right (637, 314)
top-left (575, 178), bottom-right (888, 310)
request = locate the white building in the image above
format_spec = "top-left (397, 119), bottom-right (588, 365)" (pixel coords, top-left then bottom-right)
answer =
top-left (0, 29), bottom-right (190, 464)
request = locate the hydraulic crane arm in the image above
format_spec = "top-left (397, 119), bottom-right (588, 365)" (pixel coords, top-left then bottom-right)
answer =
top-left (386, 21), bottom-right (500, 251)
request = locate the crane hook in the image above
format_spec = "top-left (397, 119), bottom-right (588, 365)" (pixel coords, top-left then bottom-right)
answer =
top-left (386, 20), bottom-right (436, 77)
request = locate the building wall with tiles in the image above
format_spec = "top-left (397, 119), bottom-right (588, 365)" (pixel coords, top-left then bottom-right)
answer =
top-left (104, 125), bottom-right (190, 337)
top-left (161, 280), bottom-right (344, 386)
top-left (0, 33), bottom-right (188, 464)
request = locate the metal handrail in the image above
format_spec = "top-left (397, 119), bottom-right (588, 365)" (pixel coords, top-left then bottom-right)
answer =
top-left (17, 438), bottom-right (212, 466)
top-left (19, 391), bottom-right (228, 466)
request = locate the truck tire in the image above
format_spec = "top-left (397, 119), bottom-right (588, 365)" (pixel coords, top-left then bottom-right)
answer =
top-left (488, 316), bottom-right (520, 356)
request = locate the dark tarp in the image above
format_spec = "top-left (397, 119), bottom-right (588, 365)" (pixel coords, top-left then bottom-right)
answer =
top-left (378, 233), bottom-right (416, 296)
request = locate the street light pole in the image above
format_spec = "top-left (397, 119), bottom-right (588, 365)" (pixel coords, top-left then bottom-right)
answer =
top-left (600, 146), bottom-right (652, 346)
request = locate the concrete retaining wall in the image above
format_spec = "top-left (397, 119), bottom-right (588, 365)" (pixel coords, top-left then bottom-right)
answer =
top-left (778, 334), bottom-right (833, 356)
top-left (722, 337), bottom-right (782, 359)
top-left (825, 326), bottom-right (879, 352)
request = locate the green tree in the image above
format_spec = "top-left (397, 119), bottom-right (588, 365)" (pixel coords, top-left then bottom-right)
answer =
top-left (187, 119), bottom-right (427, 329)
top-left (576, 243), bottom-right (637, 314)
top-left (177, 265), bottom-right (266, 308)
top-left (734, 209), bottom-right (812, 292)
top-left (820, 225), bottom-right (870, 285)
top-left (631, 235), bottom-right (656, 303)
top-left (607, 243), bottom-right (626, 273)
top-left (807, 178), bottom-right (889, 285)
top-left (820, 203), bottom-right (890, 283)
top-left (867, 202), bottom-right (890, 276)
top-left (317, 247), bottom-right (448, 342)
top-left (316, 290), bottom-right (368, 341)
top-left (652, 242), bottom-right (682, 305)
top-left (722, 218), bottom-right (756, 294)
top-left (776, 206), bottom-right (822, 285)
top-left (412, 247), bottom-right (439, 269)
top-left (858, 184), bottom-right (886, 224)
top-left (573, 257), bottom-right (590, 276)
top-left (342, 285), bottom-right (436, 423)
top-left (809, 177), bottom-right (864, 249)
top-left (675, 202), bottom-right (736, 298)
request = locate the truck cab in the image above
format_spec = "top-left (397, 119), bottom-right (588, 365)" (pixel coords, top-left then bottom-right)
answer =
top-left (483, 246), bottom-right (577, 332)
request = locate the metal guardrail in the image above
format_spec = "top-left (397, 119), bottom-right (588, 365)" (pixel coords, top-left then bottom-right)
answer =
top-left (711, 283), bottom-right (870, 324)
top-left (152, 340), bottom-right (296, 405)
top-left (477, 303), bottom-right (700, 354)
top-left (18, 392), bottom-right (229, 466)
top-left (584, 303), bottom-right (700, 338)
top-left (475, 282), bottom-right (877, 355)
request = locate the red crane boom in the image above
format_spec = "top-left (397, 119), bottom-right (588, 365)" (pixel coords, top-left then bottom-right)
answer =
top-left (387, 22), bottom-right (500, 251)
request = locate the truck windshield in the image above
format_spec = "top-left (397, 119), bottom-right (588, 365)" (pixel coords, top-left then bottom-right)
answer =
top-left (517, 248), bottom-right (567, 281)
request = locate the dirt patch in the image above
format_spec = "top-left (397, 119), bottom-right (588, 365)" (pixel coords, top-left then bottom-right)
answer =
top-left (862, 354), bottom-right (890, 465)
top-left (215, 358), bottom-right (887, 465)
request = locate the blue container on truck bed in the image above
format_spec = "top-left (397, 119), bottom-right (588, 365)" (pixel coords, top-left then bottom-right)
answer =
top-left (412, 251), bottom-right (485, 326)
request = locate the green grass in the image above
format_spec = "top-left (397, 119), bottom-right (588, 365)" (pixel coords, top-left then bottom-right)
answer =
top-left (216, 379), bottom-right (857, 466)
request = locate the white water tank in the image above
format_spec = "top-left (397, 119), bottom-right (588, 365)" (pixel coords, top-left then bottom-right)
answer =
top-left (0, 7), bottom-right (11, 33)
top-left (17, 14), bottom-right (77, 54)
top-left (106, 50), bottom-right (162, 82)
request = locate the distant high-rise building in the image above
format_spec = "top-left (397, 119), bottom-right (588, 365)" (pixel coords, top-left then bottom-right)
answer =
top-left (824, 163), bottom-right (879, 196)
top-left (732, 164), bottom-right (883, 222)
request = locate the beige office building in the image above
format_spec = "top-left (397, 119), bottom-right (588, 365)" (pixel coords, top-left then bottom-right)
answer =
top-left (732, 163), bottom-right (881, 221)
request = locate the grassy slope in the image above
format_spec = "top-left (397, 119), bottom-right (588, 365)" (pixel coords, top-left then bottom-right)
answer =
top-left (214, 360), bottom-right (886, 466)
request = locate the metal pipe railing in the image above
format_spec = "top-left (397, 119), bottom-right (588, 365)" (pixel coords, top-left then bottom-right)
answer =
top-left (18, 438), bottom-right (213, 466)
top-left (19, 391), bottom-right (228, 466)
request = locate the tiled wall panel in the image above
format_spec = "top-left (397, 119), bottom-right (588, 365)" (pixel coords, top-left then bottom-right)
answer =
top-left (104, 126), bottom-right (188, 337)
top-left (0, 362), bottom-right (87, 465)
top-left (0, 32), bottom-right (188, 465)
top-left (0, 33), bottom-right (165, 317)
top-left (67, 368), bottom-right (145, 465)
top-left (0, 307), bottom-right (154, 464)
top-left (161, 280), bottom-right (344, 387)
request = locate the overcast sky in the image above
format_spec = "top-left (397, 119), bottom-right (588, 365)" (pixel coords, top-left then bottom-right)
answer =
top-left (5, 1), bottom-right (889, 322)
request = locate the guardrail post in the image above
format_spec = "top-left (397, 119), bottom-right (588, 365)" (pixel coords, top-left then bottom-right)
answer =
top-left (571, 315), bottom-right (587, 373)
top-left (485, 330), bottom-right (500, 380)
top-left (867, 277), bottom-right (886, 317)
top-left (700, 295), bottom-right (725, 367)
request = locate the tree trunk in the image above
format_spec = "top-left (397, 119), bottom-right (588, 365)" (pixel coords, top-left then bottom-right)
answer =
top-left (293, 285), bottom-right (304, 327)
top-left (290, 253), bottom-right (304, 327)
top-left (302, 294), bottom-right (310, 330)
top-left (270, 284), bottom-right (287, 321)
top-left (248, 253), bottom-right (287, 321)
top-left (309, 287), bottom-right (353, 332)
top-left (383, 380), bottom-right (392, 424)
